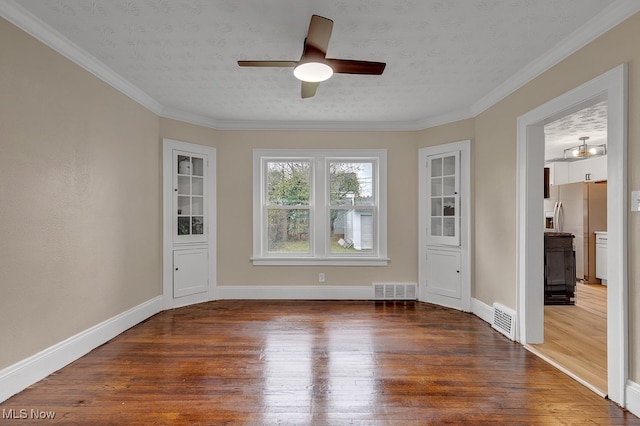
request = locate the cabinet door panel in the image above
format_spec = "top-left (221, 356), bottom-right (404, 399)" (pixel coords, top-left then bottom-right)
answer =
top-left (568, 160), bottom-right (587, 183)
top-left (589, 155), bottom-right (607, 182)
top-left (173, 249), bottom-right (209, 298)
top-left (426, 249), bottom-right (461, 298)
top-left (596, 241), bottom-right (607, 280)
top-left (426, 151), bottom-right (460, 246)
top-left (174, 150), bottom-right (208, 243)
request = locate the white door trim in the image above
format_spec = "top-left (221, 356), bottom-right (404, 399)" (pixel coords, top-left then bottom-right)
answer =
top-left (418, 140), bottom-right (471, 311)
top-left (516, 64), bottom-right (628, 405)
top-left (162, 138), bottom-right (217, 309)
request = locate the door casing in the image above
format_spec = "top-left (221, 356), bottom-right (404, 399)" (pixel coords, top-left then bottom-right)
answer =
top-left (516, 64), bottom-right (628, 405)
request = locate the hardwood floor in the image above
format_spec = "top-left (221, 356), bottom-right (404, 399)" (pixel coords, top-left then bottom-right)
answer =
top-left (529, 282), bottom-right (608, 395)
top-left (575, 281), bottom-right (607, 318)
top-left (2, 300), bottom-right (637, 425)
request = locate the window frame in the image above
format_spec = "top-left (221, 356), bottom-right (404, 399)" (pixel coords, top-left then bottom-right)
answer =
top-left (252, 149), bottom-right (388, 266)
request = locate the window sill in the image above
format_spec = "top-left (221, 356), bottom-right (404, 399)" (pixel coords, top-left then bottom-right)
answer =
top-left (250, 257), bottom-right (390, 266)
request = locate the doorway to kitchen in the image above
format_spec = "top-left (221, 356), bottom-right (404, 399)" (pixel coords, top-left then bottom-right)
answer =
top-left (515, 64), bottom-right (628, 406)
top-left (530, 97), bottom-right (609, 395)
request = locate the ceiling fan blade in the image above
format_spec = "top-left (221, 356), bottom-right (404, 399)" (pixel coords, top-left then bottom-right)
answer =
top-left (238, 60), bottom-right (297, 67)
top-left (326, 59), bottom-right (386, 75)
top-left (304, 15), bottom-right (333, 57)
top-left (301, 81), bottom-right (320, 99)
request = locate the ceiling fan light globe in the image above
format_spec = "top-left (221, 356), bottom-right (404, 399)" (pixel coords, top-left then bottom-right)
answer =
top-left (572, 149), bottom-right (580, 157)
top-left (293, 62), bottom-right (333, 82)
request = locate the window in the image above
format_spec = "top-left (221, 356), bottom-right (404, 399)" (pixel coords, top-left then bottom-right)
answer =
top-left (253, 149), bottom-right (387, 265)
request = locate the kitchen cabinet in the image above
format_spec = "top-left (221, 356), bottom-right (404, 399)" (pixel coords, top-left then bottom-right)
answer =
top-left (544, 167), bottom-right (550, 199)
top-left (587, 155), bottom-right (607, 182)
top-left (567, 155), bottom-right (607, 183)
top-left (549, 155), bottom-right (607, 186)
top-left (595, 232), bottom-right (607, 283)
top-left (544, 233), bottom-right (576, 305)
top-left (548, 162), bottom-right (569, 186)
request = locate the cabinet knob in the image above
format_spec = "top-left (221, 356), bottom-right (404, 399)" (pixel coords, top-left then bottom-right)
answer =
top-left (456, 270), bottom-right (460, 273)
top-left (174, 188), bottom-right (178, 191)
top-left (175, 267), bottom-right (178, 271)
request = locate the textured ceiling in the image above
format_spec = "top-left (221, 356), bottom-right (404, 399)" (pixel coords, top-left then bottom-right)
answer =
top-left (544, 101), bottom-right (608, 162)
top-left (6, 0), bottom-right (625, 128)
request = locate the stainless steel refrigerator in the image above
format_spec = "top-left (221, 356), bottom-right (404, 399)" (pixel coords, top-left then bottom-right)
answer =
top-left (544, 181), bottom-right (607, 283)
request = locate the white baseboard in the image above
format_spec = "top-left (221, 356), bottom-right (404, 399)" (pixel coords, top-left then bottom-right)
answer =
top-left (217, 285), bottom-right (373, 300)
top-left (471, 298), bottom-right (494, 325)
top-left (0, 296), bottom-right (162, 403)
top-left (627, 380), bottom-right (640, 417)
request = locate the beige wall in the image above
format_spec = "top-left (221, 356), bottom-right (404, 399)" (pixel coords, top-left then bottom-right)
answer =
top-left (472, 12), bottom-right (640, 379)
top-left (416, 119), bottom-right (476, 149)
top-left (0, 19), bottom-right (161, 369)
top-left (160, 119), bottom-right (420, 287)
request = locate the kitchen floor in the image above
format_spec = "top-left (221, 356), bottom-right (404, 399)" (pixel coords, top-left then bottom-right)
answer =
top-left (527, 282), bottom-right (607, 395)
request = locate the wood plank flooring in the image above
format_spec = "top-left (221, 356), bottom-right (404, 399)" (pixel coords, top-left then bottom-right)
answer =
top-left (2, 300), bottom-right (637, 425)
top-left (576, 282), bottom-right (607, 318)
top-left (529, 282), bottom-right (608, 395)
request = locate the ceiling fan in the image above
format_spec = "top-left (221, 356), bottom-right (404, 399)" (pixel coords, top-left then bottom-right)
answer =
top-left (238, 15), bottom-right (386, 98)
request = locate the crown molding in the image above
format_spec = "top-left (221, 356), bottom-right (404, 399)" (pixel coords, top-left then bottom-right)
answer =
top-left (0, 0), bottom-right (163, 115)
top-left (2, 0), bottom-right (638, 131)
top-left (470, 0), bottom-right (640, 117)
top-left (160, 105), bottom-right (473, 132)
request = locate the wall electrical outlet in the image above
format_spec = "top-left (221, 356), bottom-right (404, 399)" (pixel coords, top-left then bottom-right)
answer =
top-left (318, 273), bottom-right (325, 283)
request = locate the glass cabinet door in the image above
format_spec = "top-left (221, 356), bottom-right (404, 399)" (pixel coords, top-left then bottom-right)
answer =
top-left (427, 151), bottom-right (460, 246)
top-left (175, 151), bottom-right (206, 242)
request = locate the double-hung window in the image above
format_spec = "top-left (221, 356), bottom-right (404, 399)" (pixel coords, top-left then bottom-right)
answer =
top-left (253, 149), bottom-right (387, 265)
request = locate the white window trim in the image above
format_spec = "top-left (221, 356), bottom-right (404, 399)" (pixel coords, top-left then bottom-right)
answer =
top-left (252, 149), bottom-right (388, 266)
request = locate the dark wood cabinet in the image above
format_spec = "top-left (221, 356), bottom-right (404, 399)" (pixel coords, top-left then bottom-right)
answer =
top-left (544, 167), bottom-right (550, 199)
top-left (544, 233), bottom-right (575, 305)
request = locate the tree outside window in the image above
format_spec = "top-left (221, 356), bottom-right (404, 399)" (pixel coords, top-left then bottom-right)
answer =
top-left (266, 161), bottom-right (310, 253)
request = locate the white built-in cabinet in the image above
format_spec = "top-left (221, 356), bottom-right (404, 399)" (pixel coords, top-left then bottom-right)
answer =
top-left (163, 139), bottom-right (216, 309)
top-left (419, 141), bottom-right (470, 312)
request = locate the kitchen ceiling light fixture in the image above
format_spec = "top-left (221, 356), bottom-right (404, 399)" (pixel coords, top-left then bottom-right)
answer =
top-left (564, 136), bottom-right (607, 159)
